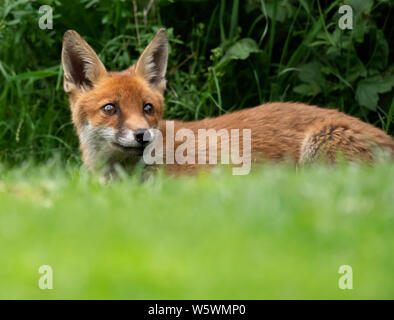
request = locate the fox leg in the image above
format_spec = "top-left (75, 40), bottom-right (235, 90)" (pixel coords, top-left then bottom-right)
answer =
top-left (299, 123), bottom-right (375, 164)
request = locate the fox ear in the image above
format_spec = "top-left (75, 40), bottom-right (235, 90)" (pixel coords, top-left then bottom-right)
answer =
top-left (134, 28), bottom-right (168, 93)
top-left (62, 30), bottom-right (106, 93)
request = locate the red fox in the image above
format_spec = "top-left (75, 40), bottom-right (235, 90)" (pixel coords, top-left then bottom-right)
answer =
top-left (62, 29), bottom-right (394, 175)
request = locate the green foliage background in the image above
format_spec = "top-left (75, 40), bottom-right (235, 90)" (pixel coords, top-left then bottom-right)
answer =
top-left (0, 0), bottom-right (393, 164)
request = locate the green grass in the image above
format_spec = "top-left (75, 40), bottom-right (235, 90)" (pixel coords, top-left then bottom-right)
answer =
top-left (1, 162), bottom-right (393, 299)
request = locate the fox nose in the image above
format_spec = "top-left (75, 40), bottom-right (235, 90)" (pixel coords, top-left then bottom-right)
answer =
top-left (134, 129), bottom-right (151, 145)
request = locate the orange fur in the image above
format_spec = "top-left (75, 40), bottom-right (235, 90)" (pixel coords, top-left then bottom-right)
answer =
top-left (62, 30), bottom-right (394, 174)
top-left (72, 74), bottom-right (164, 133)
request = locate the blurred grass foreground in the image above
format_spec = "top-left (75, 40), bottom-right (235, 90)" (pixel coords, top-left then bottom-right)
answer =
top-left (0, 162), bottom-right (393, 299)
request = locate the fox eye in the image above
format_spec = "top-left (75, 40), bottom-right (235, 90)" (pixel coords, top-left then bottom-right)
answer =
top-left (101, 104), bottom-right (117, 116)
top-left (143, 103), bottom-right (154, 114)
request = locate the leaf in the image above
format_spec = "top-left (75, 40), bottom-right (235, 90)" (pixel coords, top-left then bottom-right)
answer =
top-left (346, 0), bottom-right (373, 43)
top-left (293, 84), bottom-right (320, 96)
top-left (346, 55), bottom-right (367, 83)
top-left (345, 0), bottom-right (373, 14)
top-left (297, 61), bottom-right (326, 89)
top-left (355, 75), bottom-right (394, 110)
top-left (226, 38), bottom-right (260, 60)
top-left (299, 0), bottom-right (310, 15)
top-left (9, 69), bottom-right (59, 81)
top-left (265, 0), bottom-right (295, 22)
top-left (368, 30), bottom-right (389, 73)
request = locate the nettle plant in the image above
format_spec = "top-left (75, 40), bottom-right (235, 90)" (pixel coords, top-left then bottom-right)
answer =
top-left (167, 0), bottom-right (393, 133)
top-left (290, 0), bottom-right (394, 127)
top-left (244, 0), bottom-right (394, 131)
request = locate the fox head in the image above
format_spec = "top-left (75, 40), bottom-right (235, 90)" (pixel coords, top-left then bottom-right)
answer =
top-left (62, 29), bottom-right (168, 170)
